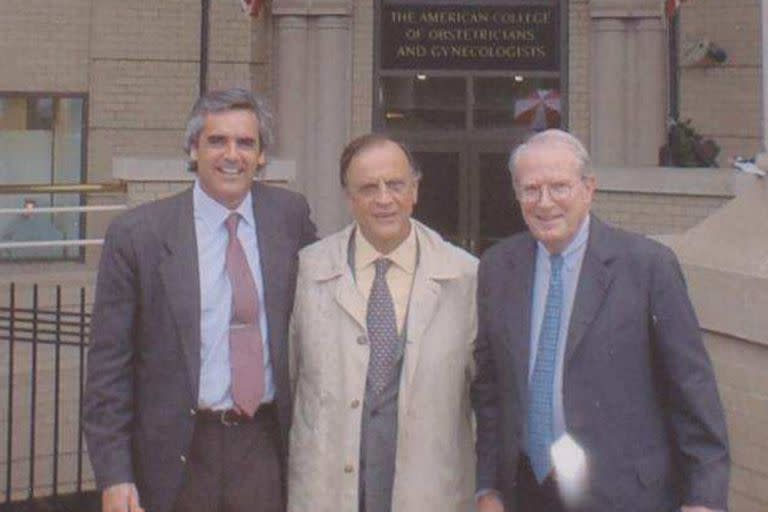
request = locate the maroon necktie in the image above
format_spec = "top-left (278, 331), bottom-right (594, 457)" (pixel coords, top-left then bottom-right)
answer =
top-left (225, 213), bottom-right (264, 417)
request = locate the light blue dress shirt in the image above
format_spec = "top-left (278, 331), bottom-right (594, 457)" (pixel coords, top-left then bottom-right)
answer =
top-left (527, 215), bottom-right (590, 446)
top-left (193, 181), bottom-right (274, 410)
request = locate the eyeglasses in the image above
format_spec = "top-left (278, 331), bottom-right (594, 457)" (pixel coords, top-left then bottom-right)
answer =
top-left (351, 179), bottom-right (412, 199)
top-left (515, 178), bottom-right (586, 204)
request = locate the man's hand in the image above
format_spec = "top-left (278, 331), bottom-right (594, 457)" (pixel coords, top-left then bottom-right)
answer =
top-left (102, 483), bottom-right (144, 512)
top-left (476, 493), bottom-right (505, 512)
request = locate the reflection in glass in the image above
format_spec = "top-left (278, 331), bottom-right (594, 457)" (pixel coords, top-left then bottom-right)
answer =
top-left (411, 152), bottom-right (460, 241)
top-left (0, 95), bottom-right (85, 261)
top-left (381, 76), bottom-right (466, 130)
top-left (474, 76), bottom-right (561, 130)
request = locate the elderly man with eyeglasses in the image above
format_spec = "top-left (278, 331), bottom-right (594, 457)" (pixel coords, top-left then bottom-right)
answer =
top-left (287, 133), bottom-right (478, 512)
top-left (472, 129), bottom-right (730, 512)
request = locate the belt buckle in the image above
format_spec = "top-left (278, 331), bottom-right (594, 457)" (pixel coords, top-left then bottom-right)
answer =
top-left (220, 409), bottom-right (240, 427)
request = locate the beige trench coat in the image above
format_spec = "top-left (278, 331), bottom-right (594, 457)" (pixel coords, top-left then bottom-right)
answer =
top-left (287, 221), bottom-right (478, 512)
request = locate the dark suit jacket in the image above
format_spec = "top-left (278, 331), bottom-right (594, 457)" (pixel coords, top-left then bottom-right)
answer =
top-left (84, 183), bottom-right (316, 512)
top-left (472, 216), bottom-right (729, 512)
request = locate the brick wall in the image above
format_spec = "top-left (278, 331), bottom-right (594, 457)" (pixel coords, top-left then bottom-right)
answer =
top-left (593, 191), bottom-right (729, 235)
top-left (125, 181), bottom-right (192, 208)
top-left (679, 0), bottom-right (762, 165)
top-left (705, 331), bottom-right (768, 512)
top-left (0, 0), bottom-right (91, 92)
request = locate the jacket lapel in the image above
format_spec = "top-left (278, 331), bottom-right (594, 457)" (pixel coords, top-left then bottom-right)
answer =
top-left (252, 183), bottom-right (292, 373)
top-left (504, 237), bottom-right (536, 408)
top-left (158, 189), bottom-right (202, 396)
top-left (564, 218), bottom-right (614, 365)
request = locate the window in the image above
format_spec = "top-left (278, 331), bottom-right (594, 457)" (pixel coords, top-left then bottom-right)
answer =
top-left (0, 93), bottom-right (87, 261)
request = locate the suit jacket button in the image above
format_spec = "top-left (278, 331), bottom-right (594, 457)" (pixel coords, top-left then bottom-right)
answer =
top-left (350, 399), bottom-right (360, 409)
top-left (344, 463), bottom-right (354, 473)
top-left (357, 335), bottom-right (368, 345)
top-left (180, 455), bottom-right (187, 463)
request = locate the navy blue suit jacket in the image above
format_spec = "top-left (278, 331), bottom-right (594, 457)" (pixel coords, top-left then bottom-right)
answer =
top-left (472, 217), bottom-right (729, 511)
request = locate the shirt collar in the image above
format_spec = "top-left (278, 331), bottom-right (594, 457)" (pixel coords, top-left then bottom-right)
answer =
top-left (193, 180), bottom-right (255, 230)
top-left (537, 214), bottom-right (590, 271)
top-left (354, 220), bottom-right (417, 275)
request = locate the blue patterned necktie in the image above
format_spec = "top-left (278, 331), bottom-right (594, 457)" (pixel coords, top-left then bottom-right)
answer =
top-left (366, 258), bottom-right (399, 395)
top-left (527, 253), bottom-right (564, 482)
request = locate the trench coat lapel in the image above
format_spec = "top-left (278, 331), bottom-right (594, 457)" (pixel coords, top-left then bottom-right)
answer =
top-left (399, 265), bottom-right (441, 409)
top-left (334, 271), bottom-right (367, 331)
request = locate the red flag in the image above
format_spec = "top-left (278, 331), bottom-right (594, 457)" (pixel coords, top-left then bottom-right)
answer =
top-left (665, 0), bottom-right (687, 18)
top-left (240, 0), bottom-right (265, 18)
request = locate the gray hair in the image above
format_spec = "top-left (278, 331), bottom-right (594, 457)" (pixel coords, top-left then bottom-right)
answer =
top-left (508, 129), bottom-right (593, 182)
top-left (183, 88), bottom-right (274, 172)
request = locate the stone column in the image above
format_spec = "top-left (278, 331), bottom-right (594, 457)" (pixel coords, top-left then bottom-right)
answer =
top-left (272, 1), bottom-right (352, 235)
top-left (589, 0), bottom-right (667, 166)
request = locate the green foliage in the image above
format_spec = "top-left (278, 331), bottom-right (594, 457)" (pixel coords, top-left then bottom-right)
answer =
top-left (659, 118), bottom-right (720, 167)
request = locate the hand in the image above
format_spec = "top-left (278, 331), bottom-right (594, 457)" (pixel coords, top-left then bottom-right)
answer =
top-left (681, 507), bottom-right (720, 512)
top-left (102, 483), bottom-right (144, 512)
top-left (477, 493), bottom-right (505, 512)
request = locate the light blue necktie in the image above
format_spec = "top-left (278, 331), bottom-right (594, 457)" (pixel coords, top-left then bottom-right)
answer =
top-left (527, 253), bottom-right (564, 483)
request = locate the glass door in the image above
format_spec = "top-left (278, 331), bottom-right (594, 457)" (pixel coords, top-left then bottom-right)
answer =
top-left (470, 142), bottom-right (526, 254)
top-left (407, 139), bottom-right (527, 256)
top-left (409, 142), bottom-right (469, 248)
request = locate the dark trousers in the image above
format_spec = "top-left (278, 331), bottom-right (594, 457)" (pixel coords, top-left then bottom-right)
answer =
top-left (172, 405), bottom-right (283, 512)
top-left (516, 455), bottom-right (568, 512)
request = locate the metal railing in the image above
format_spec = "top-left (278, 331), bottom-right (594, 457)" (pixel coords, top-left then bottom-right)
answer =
top-left (0, 283), bottom-right (98, 510)
top-left (0, 182), bottom-right (127, 254)
top-left (0, 182), bottom-right (126, 195)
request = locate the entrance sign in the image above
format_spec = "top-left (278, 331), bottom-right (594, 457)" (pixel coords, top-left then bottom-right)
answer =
top-left (380, 3), bottom-right (559, 71)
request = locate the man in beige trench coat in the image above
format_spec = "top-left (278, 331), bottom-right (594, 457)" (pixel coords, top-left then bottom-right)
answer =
top-left (288, 134), bottom-right (478, 512)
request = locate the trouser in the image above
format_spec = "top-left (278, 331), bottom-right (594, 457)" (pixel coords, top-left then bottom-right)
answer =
top-left (173, 404), bottom-right (283, 512)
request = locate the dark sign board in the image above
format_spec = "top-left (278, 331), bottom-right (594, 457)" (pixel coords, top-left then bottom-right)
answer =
top-left (380, 3), bottom-right (559, 71)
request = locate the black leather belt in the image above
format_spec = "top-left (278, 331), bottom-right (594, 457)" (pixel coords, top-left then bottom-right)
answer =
top-left (196, 403), bottom-right (275, 427)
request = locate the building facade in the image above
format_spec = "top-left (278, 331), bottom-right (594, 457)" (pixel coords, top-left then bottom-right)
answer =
top-left (0, 1), bottom-right (766, 510)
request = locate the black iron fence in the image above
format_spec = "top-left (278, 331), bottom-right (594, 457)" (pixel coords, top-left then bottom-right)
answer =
top-left (0, 283), bottom-right (98, 511)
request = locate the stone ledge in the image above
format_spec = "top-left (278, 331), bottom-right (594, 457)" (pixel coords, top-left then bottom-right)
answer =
top-left (271, 0), bottom-right (352, 16)
top-left (112, 156), bottom-right (296, 183)
top-left (594, 166), bottom-right (736, 197)
top-left (589, 0), bottom-right (663, 19)
top-left (664, 175), bottom-right (768, 347)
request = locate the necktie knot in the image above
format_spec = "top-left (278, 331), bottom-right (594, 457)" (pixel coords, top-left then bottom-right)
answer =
top-left (374, 257), bottom-right (392, 278)
top-left (225, 212), bottom-right (240, 237)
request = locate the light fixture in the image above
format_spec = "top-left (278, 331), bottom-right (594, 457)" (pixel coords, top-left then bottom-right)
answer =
top-left (416, 73), bottom-right (428, 81)
top-left (514, 75), bottom-right (524, 83)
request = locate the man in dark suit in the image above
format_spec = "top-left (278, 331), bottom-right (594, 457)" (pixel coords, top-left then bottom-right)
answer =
top-left (472, 129), bottom-right (729, 512)
top-left (84, 88), bottom-right (316, 512)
